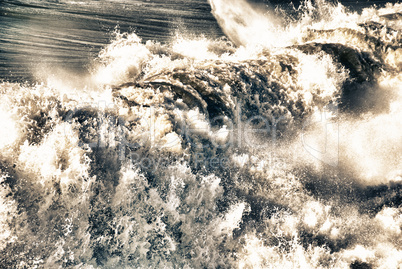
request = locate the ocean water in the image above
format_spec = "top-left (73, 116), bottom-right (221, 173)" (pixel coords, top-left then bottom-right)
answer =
top-left (0, 0), bottom-right (401, 268)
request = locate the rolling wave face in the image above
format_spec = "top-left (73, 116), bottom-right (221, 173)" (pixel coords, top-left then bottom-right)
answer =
top-left (0, 1), bottom-right (402, 268)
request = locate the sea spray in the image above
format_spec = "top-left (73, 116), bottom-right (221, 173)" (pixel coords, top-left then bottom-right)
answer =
top-left (0, 1), bottom-right (401, 268)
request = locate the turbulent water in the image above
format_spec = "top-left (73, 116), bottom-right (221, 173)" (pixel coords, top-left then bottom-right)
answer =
top-left (0, 0), bottom-right (402, 268)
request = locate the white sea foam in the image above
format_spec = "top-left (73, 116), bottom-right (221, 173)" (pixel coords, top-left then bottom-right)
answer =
top-left (0, 0), bottom-right (401, 268)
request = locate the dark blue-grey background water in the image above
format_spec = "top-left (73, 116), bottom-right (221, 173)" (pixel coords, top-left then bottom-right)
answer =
top-left (0, 0), bottom-right (222, 81)
top-left (0, 0), bottom-right (398, 81)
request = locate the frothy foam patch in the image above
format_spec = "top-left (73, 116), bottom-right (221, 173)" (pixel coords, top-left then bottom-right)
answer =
top-left (0, 107), bottom-right (18, 149)
top-left (337, 74), bottom-right (402, 185)
top-left (0, 175), bottom-right (17, 252)
top-left (209, 0), bottom-right (283, 47)
top-left (94, 32), bottom-right (151, 85)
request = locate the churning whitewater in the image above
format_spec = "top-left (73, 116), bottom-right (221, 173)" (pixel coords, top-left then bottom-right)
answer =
top-left (0, 0), bottom-right (402, 268)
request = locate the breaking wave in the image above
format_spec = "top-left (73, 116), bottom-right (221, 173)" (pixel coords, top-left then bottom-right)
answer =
top-left (0, 0), bottom-right (402, 268)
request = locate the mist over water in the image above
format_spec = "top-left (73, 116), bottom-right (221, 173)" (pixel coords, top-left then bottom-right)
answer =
top-left (0, 0), bottom-right (402, 268)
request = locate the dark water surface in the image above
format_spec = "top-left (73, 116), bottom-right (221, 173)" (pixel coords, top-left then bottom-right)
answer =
top-left (0, 0), bottom-right (223, 81)
top-left (0, 0), bottom-right (399, 81)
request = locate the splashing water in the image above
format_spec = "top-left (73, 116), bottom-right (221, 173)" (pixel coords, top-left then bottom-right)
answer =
top-left (0, 0), bottom-right (402, 268)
